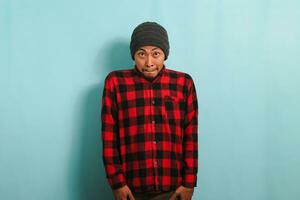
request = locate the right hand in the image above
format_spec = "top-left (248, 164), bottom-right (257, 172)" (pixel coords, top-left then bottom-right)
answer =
top-left (113, 185), bottom-right (135, 200)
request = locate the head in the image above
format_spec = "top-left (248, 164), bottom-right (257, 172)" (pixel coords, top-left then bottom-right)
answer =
top-left (130, 22), bottom-right (169, 78)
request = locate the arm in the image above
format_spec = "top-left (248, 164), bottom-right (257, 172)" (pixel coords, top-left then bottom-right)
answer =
top-left (171, 76), bottom-right (198, 200)
top-left (101, 74), bottom-right (126, 190)
top-left (182, 75), bottom-right (198, 188)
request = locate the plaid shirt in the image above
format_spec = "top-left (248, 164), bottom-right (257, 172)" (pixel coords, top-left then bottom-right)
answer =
top-left (101, 65), bottom-right (198, 193)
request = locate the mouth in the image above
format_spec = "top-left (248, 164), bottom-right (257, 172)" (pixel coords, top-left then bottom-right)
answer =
top-left (142, 68), bottom-right (158, 72)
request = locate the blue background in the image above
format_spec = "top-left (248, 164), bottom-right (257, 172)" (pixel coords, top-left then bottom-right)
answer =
top-left (0, 0), bottom-right (299, 199)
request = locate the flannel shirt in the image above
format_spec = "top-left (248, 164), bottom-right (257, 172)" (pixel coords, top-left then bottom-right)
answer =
top-left (101, 65), bottom-right (198, 193)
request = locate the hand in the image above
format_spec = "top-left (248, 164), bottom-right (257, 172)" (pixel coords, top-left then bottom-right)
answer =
top-left (169, 185), bottom-right (194, 200)
top-left (113, 185), bottom-right (135, 200)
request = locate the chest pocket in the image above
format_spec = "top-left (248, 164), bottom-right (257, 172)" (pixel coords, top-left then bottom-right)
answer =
top-left (162, 95), bottom-right (185, 128)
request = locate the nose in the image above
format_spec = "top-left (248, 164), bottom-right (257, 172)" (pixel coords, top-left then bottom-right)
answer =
top-left (145, 55), bottom-right (154, 67)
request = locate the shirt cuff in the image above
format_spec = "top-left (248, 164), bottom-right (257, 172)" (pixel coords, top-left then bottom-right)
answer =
top-left (182, 173), bottom-right (197, 188)
top-left (107, 173), bottom-right (127, 190)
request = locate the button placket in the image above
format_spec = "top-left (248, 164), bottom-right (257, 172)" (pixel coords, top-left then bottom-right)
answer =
top-left (150, 83), bottom-right (159, 188)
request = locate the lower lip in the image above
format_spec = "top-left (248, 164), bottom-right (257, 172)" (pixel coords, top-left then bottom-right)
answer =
top-left (143, 68), bottom-right (157, 72)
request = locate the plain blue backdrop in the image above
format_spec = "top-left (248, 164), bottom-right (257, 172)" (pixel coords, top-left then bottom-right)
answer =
top-left (0, 0), bottom-right (299, 199)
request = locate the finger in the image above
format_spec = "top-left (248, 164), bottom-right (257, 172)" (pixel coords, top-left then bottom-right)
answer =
top-left (168, 194), bottom-right (175, 200)
top-left (169, 192), bottom-right (178, 200)
top-left (118, 195), bottom-right (127, 200)
top-left (184, 193), bottom-right (192, 200)
top-left (176, 193), bottom-right (183, 200)
top-left (114, 193), bottom-right (122, 200)
top-left (128, 192), bottom-right (135, 200)
top-left (185, 194), bottom-right (192, 200)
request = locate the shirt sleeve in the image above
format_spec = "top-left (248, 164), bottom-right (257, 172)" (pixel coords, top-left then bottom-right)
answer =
top-left (182, 75), bottom-right (198, 188)
top-left (101, 73), bottom-right (126, 190)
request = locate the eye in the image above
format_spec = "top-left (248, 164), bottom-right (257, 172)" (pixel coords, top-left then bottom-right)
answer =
top-left (153, 51), bottom-right (160, 57)
top-left (137, 52), bottom-right (145, 57)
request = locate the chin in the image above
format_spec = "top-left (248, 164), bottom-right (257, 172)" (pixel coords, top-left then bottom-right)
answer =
top-left (145, 73), bottom-right (157, 78)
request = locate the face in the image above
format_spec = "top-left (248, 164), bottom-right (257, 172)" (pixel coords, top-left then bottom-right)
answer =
top-left (134, 46), bottom-right (165, 78)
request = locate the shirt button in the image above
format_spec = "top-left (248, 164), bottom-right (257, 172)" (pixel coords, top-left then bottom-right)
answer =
top-left (153, 141), bottom-right (156, 144)
top-left (152, 100), bottom-right (155, 105)
top-left (154, 160), bottom-right (158, 166)
top-left (152, 120), bottom-right (155, 124)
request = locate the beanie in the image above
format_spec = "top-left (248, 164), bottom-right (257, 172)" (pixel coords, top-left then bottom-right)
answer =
top-left (130, 22), bottom-right (169, 60)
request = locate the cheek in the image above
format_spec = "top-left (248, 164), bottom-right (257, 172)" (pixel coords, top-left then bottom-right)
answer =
top-left (155, 58), bottom-right (165, 66)
top-left (134, 58), bottom-right (144, 66)
top-left (135, 60), bottom-right (145, 71)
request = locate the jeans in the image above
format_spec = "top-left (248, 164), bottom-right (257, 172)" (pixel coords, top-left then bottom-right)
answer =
top-left (132, 191), bottom-right (178, 200)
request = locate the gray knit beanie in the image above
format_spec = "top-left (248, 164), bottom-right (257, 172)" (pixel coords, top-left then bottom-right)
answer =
top-left (130, 22), bottom-right (169, 60)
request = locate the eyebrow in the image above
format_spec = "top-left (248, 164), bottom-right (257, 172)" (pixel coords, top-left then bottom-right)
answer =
top-left (138, 47), bottom-right (159, 51)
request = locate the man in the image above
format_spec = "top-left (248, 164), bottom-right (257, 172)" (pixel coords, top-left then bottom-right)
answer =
top-left (101, 22), bottom-right (198, 200)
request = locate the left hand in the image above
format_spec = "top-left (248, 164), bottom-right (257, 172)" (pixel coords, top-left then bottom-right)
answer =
top-left (169, 185), bottom-right (194, 200)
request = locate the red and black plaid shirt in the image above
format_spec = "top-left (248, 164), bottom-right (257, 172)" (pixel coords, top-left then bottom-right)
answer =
top-left (101, 65), bottom-right (198, 193)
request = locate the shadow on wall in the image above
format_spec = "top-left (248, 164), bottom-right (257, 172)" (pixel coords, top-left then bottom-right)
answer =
top-left (76, 39), bottom-right (132, 200)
